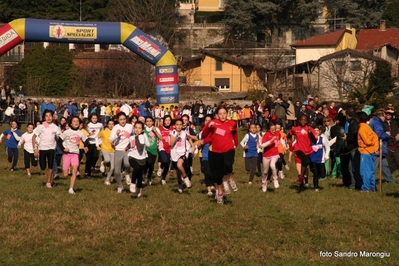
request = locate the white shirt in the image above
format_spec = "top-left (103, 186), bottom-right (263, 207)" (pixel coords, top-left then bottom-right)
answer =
top-left (60, 129), bottom-right (88, 154)
top-left (83, 108), bottom-right (88, 119)
top-left (34, 123), bottom-right (61, 150)
top-left (119, 104), bottom-right (132, 116)
top-left (127, 134), bottom-right (150, 160)
top-left (109, 123), bottom-right (133, 151)
top-left (169, 130), bottom-right (191, 162)
top-left (100, 106), bottom-right (106, 116)
top-left (86, 122), bottom-right (103, 145)
top-left (18, 132), bottom-right (34, 153)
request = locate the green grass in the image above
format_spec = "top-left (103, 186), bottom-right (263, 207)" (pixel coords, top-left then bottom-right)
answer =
top-left (0, 126), bottom-right (398, 265)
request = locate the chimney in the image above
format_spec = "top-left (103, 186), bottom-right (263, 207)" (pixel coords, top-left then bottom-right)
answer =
top-left (380, 20), bottom-right (386, 31)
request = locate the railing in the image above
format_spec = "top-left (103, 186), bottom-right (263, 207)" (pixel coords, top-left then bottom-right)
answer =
top-left (179, 23), bottom-right (225, 29)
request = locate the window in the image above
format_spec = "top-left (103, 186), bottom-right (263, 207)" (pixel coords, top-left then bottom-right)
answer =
top-left (215, 78), bottom-right (230, 90)
top-left (335, 61), bottom-right (345, 72)
top-left (215, 59), bottom-right (222, 71)
top-left (179, 76), bottom-right (187, 84)
top-left (350, 60), bottom-right (362, 71)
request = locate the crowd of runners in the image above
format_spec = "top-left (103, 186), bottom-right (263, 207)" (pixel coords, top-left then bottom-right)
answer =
top-left (1, 93), bottom-right (398, 203)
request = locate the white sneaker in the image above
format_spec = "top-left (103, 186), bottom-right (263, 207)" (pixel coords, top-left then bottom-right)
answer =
top-left (157, 168), bottom-right (163, 177)
top-left (104, 180), bottom-right (111, 186)
top-left (278, 171), bottom-right (285, 179)
top-left (148, 180), bottom-right (152, 186)
top-left (130, 183), bottom-right (136, 193)
top-left (76, 172), bottom-right (81, 177)
top-left (161, 179), bottom-right (167, 185)
top-left (262, 182), bottom-right (267, 192)
top-left (68, 188), bottom-right (76, 194)
top-left (183, 177), bottom-right (192, 188)
top-left (216, 193), bottom-right (224, 204)
top-left (125, 174), bottom-right (131, 185)
top-left (100, 162), bottom-right (105, 173)
top-left (285, 164), bottom-right (290, 171)
top-left (46, 182), bottom-right (52, 188)
top-left (248, 181), bottom-right (252, 185)
top-left (117, 186), bottom-right (123, 193)
top-left (137, 188), bottom-right (142, 198)
top-left (190, 166), bottom-right (193, 173)
top-left (178, 184), bottom-right (184, 193)
top-left (273, 179), bottom-right (280, 189)
top-left (229, 180), bottom-right (238, 191)
top-left (27, 173), bottom-right (31, 177)
top-left (207, 191), bottom-right (213, 197)
top-left (223, 182), bottom-right (231, 195)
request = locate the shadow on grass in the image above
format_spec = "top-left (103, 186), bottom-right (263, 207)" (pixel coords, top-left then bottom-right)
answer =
top-left (386, 192), bottom-right (399, 198)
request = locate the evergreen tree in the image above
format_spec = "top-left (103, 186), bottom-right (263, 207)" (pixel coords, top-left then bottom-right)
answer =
top-left (11, 44), bottom-right (74, 96)
top-left (381, 0), bottom-right (399, 28)
top-left (223, 0), bottom-right (321, 47)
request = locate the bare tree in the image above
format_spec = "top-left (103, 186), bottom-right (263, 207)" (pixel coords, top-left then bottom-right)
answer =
top-left (107, 0), bottom-right (186, 49)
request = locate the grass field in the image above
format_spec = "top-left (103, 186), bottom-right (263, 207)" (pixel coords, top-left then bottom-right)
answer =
top-left (0, 125), bottom-right (398, 265)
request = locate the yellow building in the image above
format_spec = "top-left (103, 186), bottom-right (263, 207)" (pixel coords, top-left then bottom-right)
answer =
top-left (291, 27), bottom-right (357, 64)
top-left (197, 0), bottom-right (226, 12)
top-left (179, 50), bottom-right (267, 93)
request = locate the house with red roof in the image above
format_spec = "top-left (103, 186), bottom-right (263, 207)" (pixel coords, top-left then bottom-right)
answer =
top-left (356, 23), bottom-right (399, 77)
top-left (291, 27), bottom-right (357, 64)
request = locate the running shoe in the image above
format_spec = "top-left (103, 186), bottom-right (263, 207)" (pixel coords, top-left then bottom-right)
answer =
top-left (100, 162), bottom-right (105, 173)
top-left (262, 182), bottom-right (267, 192)
top-left (130, 183), bottom-right (136, 193)
top-left (178, 184), bottom-right (184, 193)
top-left (216, 194), bottom-right (224, 204)
top-left (229, 180), bottom-right (238, 192)
top-left (125, 174), bottom-right (132, 185)
top-left (68, 188), bottom-right (76, 195)
top-left (46, 182), bottom-right (52, 188)
top-left (157, 168), bottom-right (163, 177)
top-left (183, 177), bottom-right (192, 188)
top-left (223, 182), bottom-right (231, 195)
top-left (273, 179), bottom-right (280, 189)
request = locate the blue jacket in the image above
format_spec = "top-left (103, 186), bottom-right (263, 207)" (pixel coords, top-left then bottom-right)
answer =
top-left (369, 116), bottom-right (390, 156)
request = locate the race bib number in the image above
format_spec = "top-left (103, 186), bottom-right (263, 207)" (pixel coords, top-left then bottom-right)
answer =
top-left (131, 139), bottom-right (136, 147)
top-left (215, 128), bottom-right (226, 136)
top-left (149, 132), bottom-right (155, 138)
top-left (6, 134), bottom-right (11, 140)
top-left (176, 139), bottom-right (182, 147)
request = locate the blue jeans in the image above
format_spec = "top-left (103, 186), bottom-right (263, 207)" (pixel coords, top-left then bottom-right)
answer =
top-left (373, 156), bottom-right (395, 183)
top-left (361, 154), bottom-right (376, 191)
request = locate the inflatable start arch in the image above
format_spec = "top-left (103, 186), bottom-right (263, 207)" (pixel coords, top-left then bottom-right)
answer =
top-left (0, 18), bottom-right (179, 106)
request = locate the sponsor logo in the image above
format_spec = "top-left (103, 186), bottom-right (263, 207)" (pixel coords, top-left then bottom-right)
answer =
top-left (50, 25), bottom-right (97, 39)
top-left (159, 96), bottom-right (176, 102)
top-left (159, 67), bottom-right (175, 74)
top-left (130, 35), bottom-right (161, 58)
top-left (159, 77), bottom-right (175, 83)
top-left (0, 29), bottom-right (18, 48)
top-left (159, 86), bottom-right (174, 93)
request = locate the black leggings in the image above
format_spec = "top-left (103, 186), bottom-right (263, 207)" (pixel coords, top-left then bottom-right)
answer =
top-left (85, 144), bottom-right (99, 176)
top-left (129, 157), bottom-right (145, 188)
top-left (200, 159), bottom-right (213, 187)
top-left (144, 152), bottom-right (157, 179)
top-left (6, 147), bottom-right (18, 169)
top-left (295, 150), bottom-right (310, 168)
top-left (39, 149), bottom-right (55, 170)
top-left (310, 162), bottom-right (326, 189)
top-left (24, 150), bottom-right (38, 169)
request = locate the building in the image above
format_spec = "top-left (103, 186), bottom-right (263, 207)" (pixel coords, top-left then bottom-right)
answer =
top-left (179, 49), bottom-right (267, 94)
top-left (291, 27), bottom-right (357, 64)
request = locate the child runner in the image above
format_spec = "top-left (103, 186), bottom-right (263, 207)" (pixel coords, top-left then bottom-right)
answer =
top-left (143, 116), bottom-right (162, 185)
top-left (77, 121), bottom-right (89, 178)
top-left (169, 118), bottom-right (192, 193)
top-left (128, 121), bottom-right (150, 197)
top-left (32, 110), bottom-right (62, 188)
top-left (109, 112), bottom-right (133, 193)
top-left (0, 120), bottom-right (21, 171)
top-left (309, 125), bottom-right (330, 192)
top-left (181, 114), bottom-right (198, 180)
top-left (18, 123), bottom-right (38, 176)
top-left (240, 123), bottom-right (260, 185)
top-left (53, 116), bottom-right (67, 180)
top-left (288, 140), bottom-right (302, 176)
top-left (98, 119), bottom-right (115, 185)
top-left (59, 116), bottom-right (88, 194)
top-left (288, 114), bottom-right (317, 188)
top-left (158, 115), bottom-right (174, 185)
top-left (275, 122), bottom-right (289, 179)
top-left (199, 115), bottom-right (214, 196)
top-left (357, 112), bottom-right (379, 192)
top-left (260, 122), bottom-right (281, 192)
top-left (85, 113), bottom-right (103, 178)
top-left (202, 105), bottom-right (238, 204)
top-left (255, 123), bottom-right (264, 176)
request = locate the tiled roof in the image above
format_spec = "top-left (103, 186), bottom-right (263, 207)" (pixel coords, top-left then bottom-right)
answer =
top-left (356, 28), bottom-right (399, 51)
top-left (319, 48), bottom-right (385, 62)
top-left (291, 29), bottom-right (349, 47)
